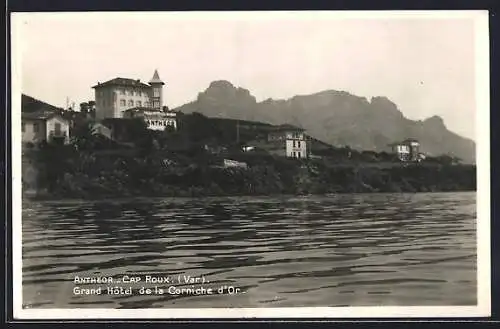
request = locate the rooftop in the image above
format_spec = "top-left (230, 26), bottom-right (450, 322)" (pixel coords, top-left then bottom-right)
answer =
top-left (149, 69), bottom-right (165, 85)
top-left (125, 107), bottom-right (179, 114)
top-left (124, 107), bottom-right (159, 113)
top-left (92, 77), bottom-right (152, 89)
top-left (22, 110), bottom-right (67, 121)
top-left (388, 138), bottom-right (420, 146)
top-left (22, 94), bottom-right (64, 113)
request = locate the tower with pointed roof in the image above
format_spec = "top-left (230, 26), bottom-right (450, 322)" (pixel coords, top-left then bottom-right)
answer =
top-left (149, 69), bottom-right (165, 111)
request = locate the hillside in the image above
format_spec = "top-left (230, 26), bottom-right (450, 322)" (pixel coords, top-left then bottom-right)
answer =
top-left (175, 81), bottom-right (476, 163)
top-left (24, 141), bottom-right (476, 200)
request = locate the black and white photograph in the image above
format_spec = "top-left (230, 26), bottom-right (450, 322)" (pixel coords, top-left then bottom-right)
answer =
top-left (11, 11), bottom-right (490, 319)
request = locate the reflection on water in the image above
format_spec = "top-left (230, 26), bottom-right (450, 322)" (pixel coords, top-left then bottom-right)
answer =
top-left (22, 192), bottom-right (476, 308)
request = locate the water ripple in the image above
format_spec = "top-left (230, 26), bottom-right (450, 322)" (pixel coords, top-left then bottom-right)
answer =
top-left (22, 192), bottom-right (477, 308)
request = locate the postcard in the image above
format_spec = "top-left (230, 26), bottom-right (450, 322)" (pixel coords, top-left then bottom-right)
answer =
top-left (10, 10), bottom-right (490, 319)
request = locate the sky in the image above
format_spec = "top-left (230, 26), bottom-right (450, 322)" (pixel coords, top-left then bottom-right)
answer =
top-left (13, 11), bottom-right (487, 141)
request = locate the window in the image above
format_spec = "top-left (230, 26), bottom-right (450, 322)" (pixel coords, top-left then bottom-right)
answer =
top-left (138, 91), bottom-right (142, 97)
top-left (33, 123), bottom-right (39, 133)
top-left (120, 89), bottom-right (125, 95)
top-left (128, 100), bottom-right (134, 107)
top-left (298, 141), bottom-right (301, 148)
top-left (120, 100), bottom-right (126, 106)
top-left (293, 140), bottom-right (296, 148)
top-left (297, 152), bottom-right (301, 158)
top-left (136, 101), bottom-right (142, 107)
top-left (154, 88), bottom-right (160, 97)
top-left (54, 122), bottom-right (62, 135)
top-left (22, 123), bottom-right (25, 132)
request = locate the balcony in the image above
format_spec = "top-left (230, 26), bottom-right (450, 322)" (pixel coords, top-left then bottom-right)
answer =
top-left (48, 131), bottom-right (68, 144)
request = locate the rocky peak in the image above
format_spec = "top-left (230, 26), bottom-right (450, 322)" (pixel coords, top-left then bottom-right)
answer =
top-left (424, 115), bottom-right (446, 128)
top-left (174, 82), bottom-right (475, 163)
top-left (207, 80), bottom-right (235, 90)
top-left (370, 96), bottom-right (403, 118)
top-left (199, 80), bottom-right (256, 104)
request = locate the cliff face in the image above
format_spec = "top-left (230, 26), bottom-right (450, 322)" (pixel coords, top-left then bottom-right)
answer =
top-left (175, 81), bottom-right (476, 163)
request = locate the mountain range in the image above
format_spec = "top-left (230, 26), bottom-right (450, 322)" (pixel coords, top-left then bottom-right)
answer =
top-left (174, 80), bottom-right (476, 163)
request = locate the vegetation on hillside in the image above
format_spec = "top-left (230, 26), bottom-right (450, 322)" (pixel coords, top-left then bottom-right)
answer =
top-left (22, 114), bottom-right (476, 199)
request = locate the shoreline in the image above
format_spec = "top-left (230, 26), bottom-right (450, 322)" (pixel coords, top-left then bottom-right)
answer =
top-left (22, 188), bottom-right (477, 202)
top-left (22, 146), bottom-right (477, 202)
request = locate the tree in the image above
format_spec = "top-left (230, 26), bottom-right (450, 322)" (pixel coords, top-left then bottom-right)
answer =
top-left (126, 118), bottom-right (149, 141)
top-left (71, 121), bottom-right (97, 151)
top-left (80, 102), bottom-right (89, 113)
top-left (87, 101), bottom-right (96, 119)
top-left (185, 112), bottom-right (211, 143)
top-left (435, 155), bottom-right (453, 165)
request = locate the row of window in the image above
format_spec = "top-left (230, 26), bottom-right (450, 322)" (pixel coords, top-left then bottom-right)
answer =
top-left (98, 88), bottom-right (159, 98)
top-left (396, 145), bottom-right (411, 153)
top-left (116, 89), bottom-right (144, 97)
top-left (291, 151), bottom-right (303, 158)
top-left (22, 122), bottom-right (62, 133)
top-left (292, 140), bottom-right (302, 148)
top-left (117, 88), bottom-right (160, 97)
top-left (119, 100), bottom-right (150, 107)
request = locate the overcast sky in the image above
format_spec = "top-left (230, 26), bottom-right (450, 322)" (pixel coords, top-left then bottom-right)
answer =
top-left (13, 11), bottom-right (486, 140)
